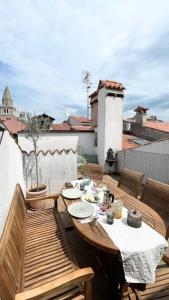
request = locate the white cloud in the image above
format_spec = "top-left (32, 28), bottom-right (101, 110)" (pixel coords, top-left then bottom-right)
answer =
top-left (0, 0), bottom-right (169, 121)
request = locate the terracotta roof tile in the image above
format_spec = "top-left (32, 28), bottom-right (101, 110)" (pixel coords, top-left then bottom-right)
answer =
top-left (144, 121), bottom-right (169, 133)
top-left (51, 123), bottom-right (93, 132)
top-left (122, 134), bottom-right (139, 150)
top-left (70, 116), bottom-right (91, 123)
top-left (99, 80), bottom-right (125, 91)
top-left (89, 90), bottom-right (98, 98)
top-left (52, 123), bottom-right (71, 131)
top-left (90, 79), bottom-right (125, 98)
top-left (0, 116), bottom-right (25, 134)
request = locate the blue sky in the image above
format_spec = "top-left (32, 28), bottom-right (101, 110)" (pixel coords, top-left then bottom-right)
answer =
top-left (0, 0), bottom-right (169, 122)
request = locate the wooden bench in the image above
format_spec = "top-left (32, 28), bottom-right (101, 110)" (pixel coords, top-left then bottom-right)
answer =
top-left (140, 177), bottom-right (169, 229)
top-left (0, 184), bottom-right (94, 300)
top-left (117, 168), bottom-right (144, 198)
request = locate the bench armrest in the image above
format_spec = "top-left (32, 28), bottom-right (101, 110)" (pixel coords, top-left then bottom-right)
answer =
top-left (25, 193), bottom-right (61, 203)
top-left (15, 267), bottom-right (94, 300)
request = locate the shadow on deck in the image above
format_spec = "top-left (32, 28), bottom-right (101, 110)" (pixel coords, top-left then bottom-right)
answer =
top-left (57, 185), bottom-right (124, 300)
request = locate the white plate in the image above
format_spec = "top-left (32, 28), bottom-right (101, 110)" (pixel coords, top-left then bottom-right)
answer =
top-left (62, 188), bottom-right (82, 199)
top-left (68, 202), bottom-right (94, 218)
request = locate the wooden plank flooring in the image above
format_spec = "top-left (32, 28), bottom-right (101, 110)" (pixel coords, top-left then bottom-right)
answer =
top-left (58, 195), bottom-right (123, 300)
top-left (64, 227), bottom-right (122, 300)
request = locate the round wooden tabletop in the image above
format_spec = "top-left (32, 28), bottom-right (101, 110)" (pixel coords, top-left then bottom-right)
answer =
top-left (62, 181), bottom-right (167, 254)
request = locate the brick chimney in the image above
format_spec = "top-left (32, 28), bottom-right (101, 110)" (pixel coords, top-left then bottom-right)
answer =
top-left (134, 106), bottom-right (149, 125)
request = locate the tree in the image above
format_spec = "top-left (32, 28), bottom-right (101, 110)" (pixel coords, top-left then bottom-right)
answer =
top-left (20, 112), bottom-right (50, 191)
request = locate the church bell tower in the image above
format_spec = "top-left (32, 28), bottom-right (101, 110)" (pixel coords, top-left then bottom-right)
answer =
top-left (0, 86), bottom-right (17, 117)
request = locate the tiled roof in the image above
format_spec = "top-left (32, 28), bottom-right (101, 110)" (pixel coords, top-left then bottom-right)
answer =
top-left (144, 121), bottom-right (169, 133)
top-left (122, 134), bottom-right (139, 150)
top-left (0, 116), bottom-right (25, 134)
top-left (51, 123), bottom-right (93, 132)
top-left (90, 80), bottom-right (125, 98)
top-left (52, 123), bottom-right (71, 131)
top-left (70, 116), bottom-right (91, 123)
top-left (99, 80), bottom-right (125, 91)
top-left (89, 90), bottom-right (98, 98)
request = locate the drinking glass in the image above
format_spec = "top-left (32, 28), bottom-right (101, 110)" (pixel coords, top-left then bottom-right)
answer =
top-left (75, 183), bottom-right (79, 189)
top-left (99, 202), bottom-right (107, 214)
top-left (106, 209), bottom-right (114, 224)
top-left (113, 199), bottom-right (123, 219)
top-left (83, 176), bottom-right (91, 186)
top-left (80, 183), bottom-right (85, 191)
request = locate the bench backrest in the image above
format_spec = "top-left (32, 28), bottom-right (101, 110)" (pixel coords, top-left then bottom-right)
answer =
top-left (81, 163), bottom-right (103, 181)
top-left (141, 178), bottom-right (169, 225)
top-left (0, 184), bottom-right (26, 300)
top-left (118, 168), bottom-right (144, 198)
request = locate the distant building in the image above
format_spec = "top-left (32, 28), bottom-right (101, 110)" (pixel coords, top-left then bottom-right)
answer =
top-left (0, 86), bottom-right (17, 117)
top-left (67, 115), bottom-right (91, 126)
top-left (123, 106), bottom-right (169, 141)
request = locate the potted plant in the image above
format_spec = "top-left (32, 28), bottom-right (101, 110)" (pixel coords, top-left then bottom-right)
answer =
top-left (20, 112), bottom-right (51, 209)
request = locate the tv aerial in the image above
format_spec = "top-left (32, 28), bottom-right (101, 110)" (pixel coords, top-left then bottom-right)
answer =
top-left (82, 71), bottom-right (92, 120)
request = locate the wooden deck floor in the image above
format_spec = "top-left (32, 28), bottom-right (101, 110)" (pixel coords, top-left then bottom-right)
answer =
top-left (65, 226), bottom-right (124, 300)
top-left (57, 190), bottom-right (125, 300)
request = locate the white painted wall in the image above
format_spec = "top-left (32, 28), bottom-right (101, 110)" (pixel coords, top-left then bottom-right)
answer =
top-left (0, 131), bottom-right (25, 236)
top-left (97, 87), bottom-right (106, 165)
top-left (117, 139), bottom-right (169, 184)
top-left (23, 150), bottom-right (77, 194)
top-left (18, 131), bottom-right (95, 155)
top-left (97, 87), bottom-right (123, 166)
top-left (77, 132), bottom-right (95, 155)
top-left (18, 133), bottom-right (78, 193)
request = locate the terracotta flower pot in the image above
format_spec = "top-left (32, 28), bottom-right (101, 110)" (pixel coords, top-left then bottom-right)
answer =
top-left (26, 184), bottom-right (48, 210)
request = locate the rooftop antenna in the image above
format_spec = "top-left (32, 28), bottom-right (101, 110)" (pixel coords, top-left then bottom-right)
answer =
top-left (65, 110), bottom-right (70, 118)
top-left (82, 71), bottom-right (92, 120)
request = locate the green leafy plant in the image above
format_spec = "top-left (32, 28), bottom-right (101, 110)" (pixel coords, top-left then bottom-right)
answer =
top-left (20, 112), bottom-right (50, 191)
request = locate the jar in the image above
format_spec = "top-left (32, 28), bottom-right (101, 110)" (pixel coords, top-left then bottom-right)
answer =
top-left (127, 209), bottom-right (143, 228)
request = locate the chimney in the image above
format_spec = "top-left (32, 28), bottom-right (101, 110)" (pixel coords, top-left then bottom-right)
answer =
top-left (134, 106), bottom-right (149, 125)
top-left (96, 80), bottom-right (125, 166)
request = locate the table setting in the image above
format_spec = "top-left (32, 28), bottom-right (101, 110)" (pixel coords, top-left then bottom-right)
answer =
top-left (62, 178), bottom-right (168, 284)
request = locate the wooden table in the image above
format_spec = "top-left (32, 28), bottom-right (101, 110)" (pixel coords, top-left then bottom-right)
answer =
top-left (62, 182), bottom-right (167, 255)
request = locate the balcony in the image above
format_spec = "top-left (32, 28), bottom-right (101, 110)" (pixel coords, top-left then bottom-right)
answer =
top-left (0, 129), bottom-right (169, 300)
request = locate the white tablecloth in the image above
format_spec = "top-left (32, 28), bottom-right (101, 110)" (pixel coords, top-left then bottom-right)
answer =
top-left (71, 180), bottom-right (168, 283)
top-left (97, 206), bottom-right (168, 283)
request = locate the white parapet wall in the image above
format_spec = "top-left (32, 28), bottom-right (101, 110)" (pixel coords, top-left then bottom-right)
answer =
top-left (18, 133), bottom-right (78, 194)
top-left (0, 130), bottom-right (25, 236)
top-left (0, 131), bottom-right (79, 237)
